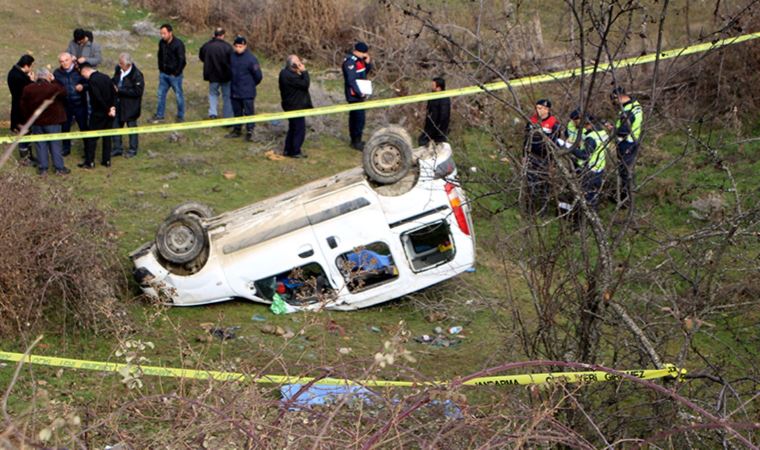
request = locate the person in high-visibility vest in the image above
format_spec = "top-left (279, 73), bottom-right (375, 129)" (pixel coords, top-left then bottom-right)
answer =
top-left (608, 86), bottom-right (643, 207)
top-left (565, 108), bottom-right (581, 145)
top-left (569, 114), bottom-right (609, 210)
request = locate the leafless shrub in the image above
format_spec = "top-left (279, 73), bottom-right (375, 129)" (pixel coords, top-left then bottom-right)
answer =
top-left (0, 170), bottom-right (129, 337)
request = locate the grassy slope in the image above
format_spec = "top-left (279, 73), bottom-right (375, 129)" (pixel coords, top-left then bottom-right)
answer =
top-left (1, 0), bottom-right (758, 423)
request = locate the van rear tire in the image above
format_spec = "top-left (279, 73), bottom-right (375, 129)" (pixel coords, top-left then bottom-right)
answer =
top-left (170, 201), bottom-right (214, 219)
top-left (156, 214), bottom-right (208, 265)
top-left (363, 127), bottom-right (413, 185)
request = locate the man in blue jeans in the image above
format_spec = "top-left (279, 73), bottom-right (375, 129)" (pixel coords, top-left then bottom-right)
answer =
top-left (151, 24), bottom-right (186, 123)
top-left (21, 68), bottom-right (70, 176)
top-left (199, 27), bottom-right (233, 120)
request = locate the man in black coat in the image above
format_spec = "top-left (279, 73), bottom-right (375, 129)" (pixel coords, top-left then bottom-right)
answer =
top-left (418, 77), bottom-right (451, 146)
top-left (199, 27), bottom-right (233, 119)
top-left (6, 54), bottom-right (36, 164)
top-left (278, 55), bottom-right (313, 158)
top-left (78, 63), bottom-right (116, 168)
top-left (226, 36), bottom-right (263, 141)
top-left (152, 24), bottom-right (186, 123)
top-left (112, 53), bottom-right (144, 158)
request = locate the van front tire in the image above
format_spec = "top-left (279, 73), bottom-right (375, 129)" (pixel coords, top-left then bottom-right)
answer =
top-left (363, 126), bottom-right (413, 185)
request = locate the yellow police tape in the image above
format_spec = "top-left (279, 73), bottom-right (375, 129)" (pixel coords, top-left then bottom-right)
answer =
top-left (0, 350), bottom-right (685, 387)
top-left (2, 30), bottom-right (758, 145)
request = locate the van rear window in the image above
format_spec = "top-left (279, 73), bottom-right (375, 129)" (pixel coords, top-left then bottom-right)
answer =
top-left (336, 242), bottom-right (398, 293)
top-left (401, 221), bottom-right (455, 272)
top-left (254, 263), bottom-right (334, 306)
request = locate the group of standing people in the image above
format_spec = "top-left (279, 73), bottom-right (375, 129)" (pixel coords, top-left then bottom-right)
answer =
top-left (7, 24), bottom-right (453, 173)
top-left (523, 87), bottom-right (643, 217)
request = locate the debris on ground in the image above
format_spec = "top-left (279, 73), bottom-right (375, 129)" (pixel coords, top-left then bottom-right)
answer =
top-left (197, 323), bottom-right (240, 341)
top-left (270, 293), bottom-right (297, 314)
top-left (264, 150), bottom-right (287, 161)
top-left (425, 311), bottom-right (448, 323)
top-left (414, 334), bottom-right (461, 348)
top-left (251, 314), bottom-right (267, 322)
top-left (260, 324), bottom-right (295, 339)
top-left (448, 326), bottom-right (463, 335)
top-left (326, 319), bottom-right (346, 337)
top-left (338, 347), bottom-right (352, 355)
top-left (370, 326), bottom-right (382, 333)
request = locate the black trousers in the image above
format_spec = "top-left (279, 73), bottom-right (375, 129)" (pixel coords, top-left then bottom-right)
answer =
top-left (85, 115), bottom-right (112, 165)
top-left (232, 98), bottom-right (254, 133)
top-left (617, 140), bottom-right (639, 203)
top-left (348, 108), bottom-right (366, 142)
top-left (284, 117), bottom-right (306, 156)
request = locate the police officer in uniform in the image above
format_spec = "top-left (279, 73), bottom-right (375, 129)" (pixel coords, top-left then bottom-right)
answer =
top-left (569, 114), bottom-right (609, 211)
top-left (342, 41), bottom-right (372, 151)
top-left (608, 86), bottom-right (643, 207)
top-left (523, 98), bottom-right (560, 213)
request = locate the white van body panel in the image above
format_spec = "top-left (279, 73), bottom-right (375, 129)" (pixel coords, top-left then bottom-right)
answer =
top-left (130, 143), bottom-right (475, 310)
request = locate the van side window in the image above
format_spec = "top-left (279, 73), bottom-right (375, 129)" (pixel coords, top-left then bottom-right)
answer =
top-left (401, 221), bottom-right (455, 272)
top-left (336, 243), bottom-right (399, 292)
top-left (254, 263), bottom-right (334, 306)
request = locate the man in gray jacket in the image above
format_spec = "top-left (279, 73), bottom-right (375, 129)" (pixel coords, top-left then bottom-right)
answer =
top-left (66, 29), bottom-right (102, 67)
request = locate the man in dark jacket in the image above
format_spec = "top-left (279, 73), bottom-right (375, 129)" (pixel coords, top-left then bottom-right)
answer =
top-left (78, 63), bottom-right (116, 168)
top-left (54, 52), bottom-right (88, 156)
top-left (342, 41), bottom-right (373, 151)
top-left (199, 27), bottom-right (233, 120)
top-left (112, 53), bottom-right (144, 158)
top-left (152, 24), bottom-right (186, 123)
top-left (20, 68), bottom-right (70, 175)
top-left (279, 54), bottom-right (313, 158)
top-left (226, 36), bottom-right (263, 142)
top-left (7, 54), bottom-right (35, 164)
top-left (418, 77), bottom-right (451, 146)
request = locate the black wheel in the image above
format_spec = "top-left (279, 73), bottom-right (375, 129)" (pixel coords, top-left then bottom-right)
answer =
top-left (155, 214), bottom-right (207, 265)
top-left (169, 201), bottom-right (214, 219)
top-left (363, 126), bottom-right (413, 185)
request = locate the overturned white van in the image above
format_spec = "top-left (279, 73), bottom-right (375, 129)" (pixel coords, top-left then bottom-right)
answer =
top-left (130, 127), bottom-right (475, 311)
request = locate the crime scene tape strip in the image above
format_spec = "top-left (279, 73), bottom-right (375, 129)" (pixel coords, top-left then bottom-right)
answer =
top-left (2, 30), bottom-right (758, 145)
top-left (0, 350), bottom-right (685, 387)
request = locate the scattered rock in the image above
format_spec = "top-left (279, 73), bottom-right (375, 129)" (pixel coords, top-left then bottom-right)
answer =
top-left (223, 170), bottom-right (236, 180)
top-left (689, 192), bottom-right (726, 220)
top-left (168, 132), bottom-right (183, 143)
top-left (338, 347), bottom-right (352, 355)
top-left (160, 171), bottom-right (179, 181)
top-left (425, 311), bottom-right (448, 323)
top-left (132, 20), bottom-right (160, 38)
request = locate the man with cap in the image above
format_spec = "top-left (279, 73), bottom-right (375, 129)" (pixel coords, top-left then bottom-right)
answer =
top-left (342, 41), bottom-right (373, 150)
top-left (77, 62), bottom-right (116, 169)
top-left (111, 53), bottom-right (145, 158)
top-left (226, 35), bottom-right (263, 142)
top-left (523, 98), bottom-right (560, 213)
top-left (199, 27), bottom-right (233, 120)
top-left (607, 86), bottom-right (643, 208)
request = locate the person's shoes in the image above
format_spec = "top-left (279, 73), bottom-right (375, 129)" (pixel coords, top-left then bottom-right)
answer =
top-left (56, 167), bottom-right (71, 176)
top-left (125, 151), bottom-right (137, 159)
top-left (77, 161), bottom-right (95, 169)
top-left (38, 169), bottom-right (48, 177)
top-left (245, 132), bottom-right (254, 142)
top-left (288, 153), bottom-right (308, 159)
top-left (62, 149), bottom-right (71, 157)
top-left (111, 149), bottom-right (123, 157)
top-left (150, 115), bottom-right (164, 124)
top-left (101, 160), bottom-right (111, 168)
top-left (225, 130), bottom-right (241, 138)
top-left (208, 115), bottom-right (218, 120)
top-left (176, 117), bottom-right (185, 123)
top-left (350, 140), bottom-right (365, 151)
top-left (20, 158), bottom-right (34, 167)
